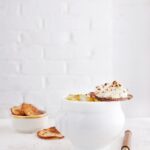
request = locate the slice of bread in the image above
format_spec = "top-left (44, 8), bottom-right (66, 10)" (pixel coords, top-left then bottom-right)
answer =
top-left (90, 92), bottom-right (133, 101)
top-left (11, 103), bottom-right (44, 116)
top-left (11, 106), bottom-right (25, 116)
top-left (37, 127), bottom-right (64, 140)
top-left (21, 103), bottom-right (43, 116)
top-left (95, 94), bottom-right (133, 101)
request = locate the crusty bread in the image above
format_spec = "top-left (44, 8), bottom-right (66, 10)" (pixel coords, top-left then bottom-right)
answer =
top-left (90, 92), bottom-right (133, 102)
top-left (21, 103), bottom-right (43, 116)
top-left (11, 103), bottom-right (44, 116)
top-left (37, 127), bottom-right (64, 140)
top-left (11, 106), bottom-right (25, 116)
top-left (95, 95), bottom-right (133, 101)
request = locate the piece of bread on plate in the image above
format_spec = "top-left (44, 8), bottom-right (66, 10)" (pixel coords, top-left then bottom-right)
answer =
top-left (21, 103), bottom-right (43, 116)
top-left (37, 127), bottom-right (64, 140)
top-left (11, 106), bottom-right (25, 116)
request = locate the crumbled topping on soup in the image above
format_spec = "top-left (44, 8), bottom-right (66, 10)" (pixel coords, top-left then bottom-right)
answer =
top-left (66, 81), bottom-right (132, 102)
top-left (95, 81), bottom-right (129, 99)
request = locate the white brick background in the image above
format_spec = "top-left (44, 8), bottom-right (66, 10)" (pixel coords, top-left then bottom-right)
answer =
top-left (0, 0), bottom-right (113, 118)
top-left (0, 0), bottom-right (150, 118)
top-left (113, 0), bottom-right (150, 118)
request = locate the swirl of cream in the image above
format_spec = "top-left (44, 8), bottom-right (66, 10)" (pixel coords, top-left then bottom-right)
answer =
top-left (95, 81), bottom-right (129, 98)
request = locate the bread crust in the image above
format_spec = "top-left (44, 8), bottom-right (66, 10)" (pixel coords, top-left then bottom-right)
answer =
top-left (21, 103), bottom-right (42, 116)
top-left (37, 127), bottom-right (64, 140)
top-left (90, 92), bottom-right (133, 102)
top-left (11, 106), bottom-right (25, 116)
top-left (11, 103), bottom-right (44, 116)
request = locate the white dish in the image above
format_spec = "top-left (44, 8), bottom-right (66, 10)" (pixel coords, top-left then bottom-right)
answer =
top-left (56, 100), bottom-right (125, 150)
top-left (11, 113), bottom-right (49, 133)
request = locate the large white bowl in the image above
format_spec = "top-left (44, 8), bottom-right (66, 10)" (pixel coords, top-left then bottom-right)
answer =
top-left (11, 113), bottom-right (49, 133)
top-left (56, 100), bottom-right (125, 150)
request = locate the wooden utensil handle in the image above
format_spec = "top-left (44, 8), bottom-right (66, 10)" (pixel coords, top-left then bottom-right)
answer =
top-left (121, 130), bottom-right (132, 150)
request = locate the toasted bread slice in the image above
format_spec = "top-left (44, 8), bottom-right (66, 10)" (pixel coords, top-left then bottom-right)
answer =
top-left (11, 106), bottom-right (25, 116)
top-left (90, 92), bottom-right (133, 101)
top-left (37, 127), bottom-right (64, 140)
top-left (95, 94), bottom-right (133, 101)
top-left (21, 103), bottom-right (43, 116)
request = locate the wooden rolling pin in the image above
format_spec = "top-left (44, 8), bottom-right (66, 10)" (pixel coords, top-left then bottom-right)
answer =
top-left (121, 130), bottom-right (132, 150)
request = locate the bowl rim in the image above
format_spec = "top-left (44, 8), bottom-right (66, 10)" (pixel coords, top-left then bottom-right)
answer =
top-left (63, 98), bottom-right (122, 104)
top-left (11, 112), bottom-right (48, 119)
top-left (64, 94), bottom-right (133, 104)
top-left (62, 98), bottom-right (123, 110)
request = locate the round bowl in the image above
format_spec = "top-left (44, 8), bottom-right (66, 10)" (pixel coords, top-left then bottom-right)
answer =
top-left (55, 100), bottom-right (125, 150)
top-left (11, 113), bottom-right (49, 133)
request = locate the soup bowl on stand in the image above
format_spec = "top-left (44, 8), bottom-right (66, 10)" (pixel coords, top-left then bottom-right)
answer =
top-left (56, 99), bottom-right (125, 150)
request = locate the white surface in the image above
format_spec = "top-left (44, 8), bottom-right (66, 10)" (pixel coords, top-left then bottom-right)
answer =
top-left (56, 101), bottom-right (125, 150)
top-left (0, 118), bottom-right (150, 150)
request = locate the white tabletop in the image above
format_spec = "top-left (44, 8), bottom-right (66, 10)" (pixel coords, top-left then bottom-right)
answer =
top-left (0, 118), bottom-right (150, 150)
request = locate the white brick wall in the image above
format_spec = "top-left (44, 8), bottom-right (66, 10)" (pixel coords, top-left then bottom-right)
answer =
top-left (0, 0), bottom-right (149, 118)
top-left (0, 0), bottom-right (112, 118)
top-left (0, 76), bottom-right (44, 91)
top-left (113, 0), bottom-right (150, 117)
top-left (22, 61), bottom-right (66, 75)
top-left (0, 62), bottom-right (19, 75)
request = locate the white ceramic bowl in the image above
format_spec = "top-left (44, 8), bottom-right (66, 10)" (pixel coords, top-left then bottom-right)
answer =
top-left (11, 113), bottom-right (49, 133)
top-left (56, 100), bottom-right (125, 150)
